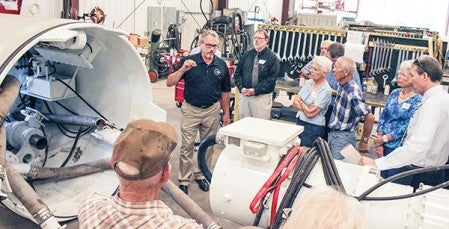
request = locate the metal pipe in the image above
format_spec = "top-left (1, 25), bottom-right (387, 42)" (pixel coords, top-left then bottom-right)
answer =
top-left (163, 181), bottom-right (222, 229)
top-left (0, 75), bottom-right (63, 228)
top-left (44, 113), bottom-right (106, 128)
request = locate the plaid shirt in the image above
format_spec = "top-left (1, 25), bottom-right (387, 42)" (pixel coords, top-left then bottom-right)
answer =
top-left (78, 193), bottom-right (203, 229)
top-left (328, 80), bottom-right (370, 131)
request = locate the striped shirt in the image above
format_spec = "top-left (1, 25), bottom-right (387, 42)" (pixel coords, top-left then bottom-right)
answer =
top-left (328, 80), bottom-right (370, 131)
top-left (78, 193), bottom-right (203, 229)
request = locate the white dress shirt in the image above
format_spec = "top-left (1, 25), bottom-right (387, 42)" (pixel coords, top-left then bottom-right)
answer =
top-left (375, 85), bottom-right (449, 169)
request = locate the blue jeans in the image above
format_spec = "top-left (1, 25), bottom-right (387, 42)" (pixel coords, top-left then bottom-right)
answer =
top-left (296, 119), bottom-right (325, 147)
top-left (328, 130), bottom-right (356, 160)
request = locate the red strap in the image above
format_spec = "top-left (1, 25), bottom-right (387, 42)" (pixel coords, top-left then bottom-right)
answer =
top-left (270, 153), bottom-right (300, 222)
top-left (249, 147), bottom-right (302, 214)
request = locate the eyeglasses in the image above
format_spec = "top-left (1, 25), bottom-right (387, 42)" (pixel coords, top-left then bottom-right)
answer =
top-left (204, 43), bottom-right (219, 48)
top-left (254, 36), bottom-right (267, 40)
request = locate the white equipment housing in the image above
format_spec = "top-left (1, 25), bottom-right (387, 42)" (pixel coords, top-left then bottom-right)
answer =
top-left (210, 118), bottom-right (449, 228)
top-left (0, 14), bottom-right (165, 224)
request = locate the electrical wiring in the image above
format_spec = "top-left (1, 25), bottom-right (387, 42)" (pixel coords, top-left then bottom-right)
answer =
top-left (53, 77), bottom-right (110, 124)
top-left (60, 127), bottom-right (82, 167)
top-left (39, 126), bottom-right (48, 167)
top-left (315, 137), bottom-right (345, 193)
top-left (357, 164), bottom-right (449, 201)
top-left (199, 0), bottom-right (213, 22)
top-left (270, 148), bottom-right (320, 229)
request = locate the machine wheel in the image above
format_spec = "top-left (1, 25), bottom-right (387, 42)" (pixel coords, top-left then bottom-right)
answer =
top-left (176, 102), bottom-right (182, 108)
top-left (148, 69), bottom-right (158, 83)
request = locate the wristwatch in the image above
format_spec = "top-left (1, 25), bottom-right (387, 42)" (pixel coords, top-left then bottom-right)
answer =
top-left (382, 135), bottom-right (389, 143)
top-left (361, 136), bottom-right (369, 143)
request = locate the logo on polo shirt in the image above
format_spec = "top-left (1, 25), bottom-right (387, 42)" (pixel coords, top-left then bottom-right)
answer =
top-left (214, 68), bottom-right (221, 75)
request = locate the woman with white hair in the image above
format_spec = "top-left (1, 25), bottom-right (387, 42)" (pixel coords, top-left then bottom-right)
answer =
top-left (282, 186), bottom-right (366, 229)
top-left (293, 56), bottom-right (333, 147)
top-left (374, 60), bottom-right (422, 181)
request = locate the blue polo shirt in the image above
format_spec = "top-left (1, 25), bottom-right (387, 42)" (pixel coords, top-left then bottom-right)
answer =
top-left (177, 53), bottom-right (231, 107)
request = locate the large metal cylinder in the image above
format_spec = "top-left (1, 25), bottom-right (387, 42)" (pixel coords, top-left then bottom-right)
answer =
top-left (6, 121), bottom-right (46, 149)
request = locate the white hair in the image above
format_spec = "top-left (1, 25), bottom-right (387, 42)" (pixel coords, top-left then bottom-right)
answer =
top-left (399, 60), bottom-right (413, 72)
top-left (282, 186), bottom-right (366, 229)
top-left (313, 56), bottom-right (333, 73)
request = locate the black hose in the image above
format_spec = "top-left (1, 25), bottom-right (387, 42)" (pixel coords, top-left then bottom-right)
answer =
top-left (197, 135), bottom-right (217, 183)
top-left (54, 78), bottom-right (110, 124)
top-left (357, 164), bottom-right (449, 201)
top-left (271, 148), bottom-right (320, 229)
top-left (315, 138), bottom-right (345, 193)
top-left (60, 126), bottom-right (82, 167)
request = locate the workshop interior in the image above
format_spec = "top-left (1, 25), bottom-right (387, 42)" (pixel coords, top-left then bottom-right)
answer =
top-left (1, 0), bottom-right (449, 228)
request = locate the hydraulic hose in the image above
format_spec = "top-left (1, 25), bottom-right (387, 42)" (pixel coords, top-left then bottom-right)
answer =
top-left (24, 158), bottom-right (111, 180)
top-left (197, 135), bottom-right (217, 183)
top-left (163, 180), bottom-right (222, 229)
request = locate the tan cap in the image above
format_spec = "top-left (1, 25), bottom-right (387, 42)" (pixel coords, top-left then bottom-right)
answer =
top-left (111, 119), bottom-right (178, 180)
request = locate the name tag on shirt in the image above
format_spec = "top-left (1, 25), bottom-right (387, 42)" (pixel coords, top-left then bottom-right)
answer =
top-left (401, 103), bottom-right (411, 110)
top-left (259, 59), bottom-right (266, 64)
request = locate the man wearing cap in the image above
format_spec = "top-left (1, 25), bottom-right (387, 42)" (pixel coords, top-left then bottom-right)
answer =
top-left (78, 119), bottom-right (202, 228)
top-left (167, 30), bottom-right (231, 194)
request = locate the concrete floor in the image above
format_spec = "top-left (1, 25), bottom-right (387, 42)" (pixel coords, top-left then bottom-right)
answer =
top-left (0, 78), bottom-right (245, 229)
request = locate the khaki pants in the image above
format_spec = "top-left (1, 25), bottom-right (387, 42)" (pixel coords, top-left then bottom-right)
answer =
top-left (178, 102), bottom-right (220, 186)
top-left (239, 93), bottom-right (272, 120)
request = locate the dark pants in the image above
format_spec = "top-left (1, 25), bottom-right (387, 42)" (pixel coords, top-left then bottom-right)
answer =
top-left (401, 165), bottom-right (446, 192)
top-left (296, 119), bottom-right (326, 148)
top-left (323, 104), bottom-right (334, 141)
top-left (381, 146), bottom-right (411, 185)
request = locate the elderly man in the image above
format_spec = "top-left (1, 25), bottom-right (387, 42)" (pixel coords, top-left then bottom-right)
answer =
top-left (166, 30), bottom-right (231, 194)
top-left (234, 29), bottom-right (280, 120)
top-left (300, 39), bottom-right (334, 79)
top-left (360, 55), bottom-right (449, 191)
top-left (328, 56), bottom-right (374, 160)
top-left (78, 119), bottom-right (202, 228)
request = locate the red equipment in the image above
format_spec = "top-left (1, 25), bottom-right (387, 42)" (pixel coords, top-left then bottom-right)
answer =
top-left (175, 79), bottom-right (185, 108)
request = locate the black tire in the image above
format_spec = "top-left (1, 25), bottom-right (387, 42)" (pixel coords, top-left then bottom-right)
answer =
top-left (176, 102), bottom-right (182, 108)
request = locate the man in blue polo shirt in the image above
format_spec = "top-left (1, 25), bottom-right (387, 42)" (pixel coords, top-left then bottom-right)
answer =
top-left (166, 30), bottom-right (231, 195)
top-left (328, 56), bottom-right (374, 160)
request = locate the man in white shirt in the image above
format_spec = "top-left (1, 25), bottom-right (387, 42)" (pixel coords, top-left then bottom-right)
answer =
top-left (360, 55), bottom-right (449, 191)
